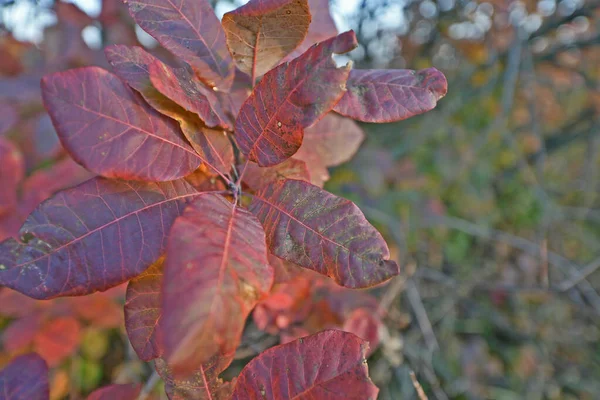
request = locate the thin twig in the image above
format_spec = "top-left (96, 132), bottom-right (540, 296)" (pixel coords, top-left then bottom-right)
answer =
top-left (378, 274), bottom-right (408, 317)
top-left (425, 214), bottom-right (600, 314)
top-left (559, 256), bottom-right (600, 292)
top-left (540, 239), bottom-right (549, 288)
top-left (138, 370), bottom-right (161, 400)
top-left (406, 279), bottom-right (439, 352)
top-left (234, 335), bottom-right (279, 360)
top-left (410, 371), bottom-right (429, 400)
top-left (402, 347), bottom-right (449, 400)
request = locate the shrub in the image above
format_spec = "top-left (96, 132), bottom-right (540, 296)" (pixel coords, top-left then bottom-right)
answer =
top-left (0, 0), bottom-right (446, 397)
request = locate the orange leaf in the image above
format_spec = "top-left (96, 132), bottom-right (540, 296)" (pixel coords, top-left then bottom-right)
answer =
top-left (34, 317), bottom-right (81, 366)
top-left (222, 0), bottom-right (310, 81)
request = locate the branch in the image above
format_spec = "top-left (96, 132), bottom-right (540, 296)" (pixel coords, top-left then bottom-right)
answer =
top-left (137, 370), bottom-right (160, 400)
top-left (410, 371), bottom-right (429, 400)
top-left (537, 34), bottom-right (600, 63)
top-left (559, 256), bottom-right (600, 291)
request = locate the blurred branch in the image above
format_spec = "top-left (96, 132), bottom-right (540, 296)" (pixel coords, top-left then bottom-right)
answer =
top-left (531, 0), bottom-right (600, 40)
top-left (378, 275), bottom-right (407, 316)
top-left (559, 256), bottom-right (600, 291)
top-left (424, 214), bottom-right (600, 315)
top-left (503, 107), bottom-right (597, 179)
top-left (364, 202), bottom-right (600, 314)
top-left (501, 31), bottom-right (523, 114)
top-left (537, 34), bottom-right (600, 63)
top-left (410, 371), bottom-right (429, 400)
top-left (401, 346), bottom-right (449, 400)
top-left (138, 370), bottom-right (160, 400)
top-left (406, 279), bottom-right (439, 353)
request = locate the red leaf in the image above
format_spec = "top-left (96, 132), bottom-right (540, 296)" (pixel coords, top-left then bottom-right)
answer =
top-left (231, 330), bottom-right (378, 399)
top-left (0, 138), bottom-right (24, 215)
top-left (2, 314), bottom-right (42, 353)
top-left (71, 291), bottom-right (124, 328)
top-left (255, 273), bottom-right (381, 342)
top-left (105, 45), bottom-right (234, 177)
top-left (334, 68), bottom-right (448, 123)
top-left (41, 67), bottom-right (202, 181)
top-left (298, 159), bottom-right (329, 187)
top-left (249, 179), bottom-right (399, 288)
top-left (162, 193), bottom-right (273, 374)
top-left (343, 308), bottom-right (381, 357)
top-left (104, 45), bottom-right (172, 106)
top-left (0, 177), bottom-right (202, 299)
top-left (295, 113), bottom-right (364, 167)
top-left (0, 102), bottom-right (18, 136)
top-left (125, 257), bottom-right (164, 361)
top-left (87, 384), bottom-right (141, 400)
top-left (217, 69), bottom-right (252, 119)
top-left (0, 157), bottom-right (93, 242)
top-left (125, 0), bottom-right (234, 90)
top-left (0, 289), bottom-right (40, 317)
top-left (236, 31), bottom-right (358, 167)
top-left (148, 59), bottom-right (230, 129)
top-left (306, 0), bottom-right (338, 42)
top-left (282, 0), bottom-right (339, 62)
top-left (222, 0), bottom-right (310, 81)
top-left (106, 45), bottom-right (229, 128)
top-left (243, 158), bottom-right (310, 192)
top-left (184, 168), bottom-right (228, 193)
top-left (176, 120), bottom-right (234, 178)
top-left (268, 253), bottom-right (306, 285)
top-left (20, 157), bottom-right (94, 216)
top-left (33, 316), bottom-right (81, 367)
top-left (0, 353), bottom-right (49, 400)
top-left (155, 357), bottom-right (234, 400)
top-left (293, 113), bottom-right (363, 186)
top-left (0, 213), bottom-right (23, 243)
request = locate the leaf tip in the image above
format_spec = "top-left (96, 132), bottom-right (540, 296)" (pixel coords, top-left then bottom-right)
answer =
top-left (333, 30), bottom-right (359, 55)
top-left (419, 67), bottom-right (448, 101)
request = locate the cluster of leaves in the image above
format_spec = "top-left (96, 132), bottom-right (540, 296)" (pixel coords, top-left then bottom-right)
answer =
top-left (0, 287), bottom-right (123, 365)
top-left (0, 0), bottom-right (446, 398)
top-left (0, 1), bottom-right (131, 242)
top-left (0, 287), bottom-right (125, 398)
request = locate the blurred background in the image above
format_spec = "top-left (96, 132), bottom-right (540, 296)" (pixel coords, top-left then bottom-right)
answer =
top-left (1, 0), bottom-right (599, 399)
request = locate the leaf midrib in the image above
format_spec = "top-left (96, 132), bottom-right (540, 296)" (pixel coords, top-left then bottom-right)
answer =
top-left (254, 191), bottom-right (378, 266)
top-left (7, 191), bottom-right (201, 270)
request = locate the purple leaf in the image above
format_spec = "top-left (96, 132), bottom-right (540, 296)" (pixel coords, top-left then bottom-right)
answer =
top-left (41, 67), bottom-right (202, 181)
top-left (242, 158), bottom-right (310, 192)
top-left (148, 59), bottom-right (230, 129)
top-left (282, 0), bottom-right (339, 62)
top-left (0, 353), bottom-right (49, 400)
top-left (105, 45), bottom-right (234, 177)
top-left (155, 356), bottom-right (234, 400)
top-left (0, 177), bottom-right (202, 299)
top-left (333, 68), bottom-right (448, 123)
top-left (125, 257), bottom-right (164, 361)
top-left (0, 102), bottom-right (18, 136)
top-left (162, 193), bottom-right (273, 374)
top-left (250, 179), bottom-right (399, 288)
top-left (124, 0), bottom-right (234, 90)
top-left (0, 138), bottom-right (24, 215)
top-left (236, 31), bottom-right (358, 167)
top-left (87, 384), bottom-right (141, 400)
top-left (294, 113), bottom-right (364, 184)
top-left (231, 330), bottom-right (378, 399)
top-left (222, 0), bottom-right (310, 81)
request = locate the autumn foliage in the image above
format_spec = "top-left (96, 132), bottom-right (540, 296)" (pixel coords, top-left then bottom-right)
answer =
top-left (0, 0), bottom-right (446, 398)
